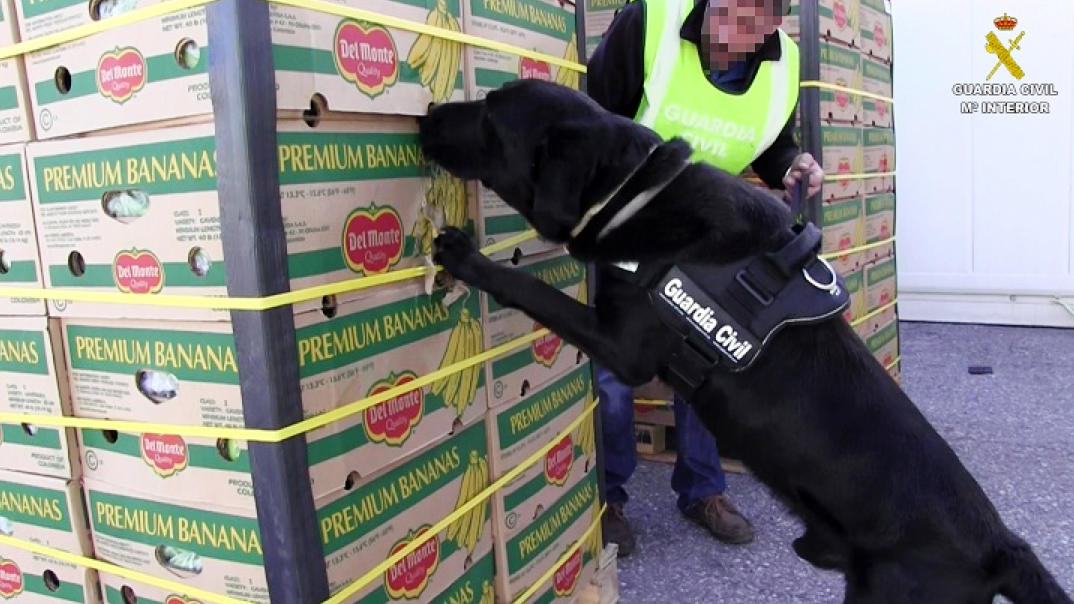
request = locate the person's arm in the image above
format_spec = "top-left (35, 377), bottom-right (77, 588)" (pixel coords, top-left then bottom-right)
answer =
top-left (750, 105), bottom-right (801, 190)
top-left (584, 1), bottom-right (646, 118)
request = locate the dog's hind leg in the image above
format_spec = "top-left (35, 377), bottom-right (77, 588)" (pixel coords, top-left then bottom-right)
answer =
top-left (793, 527), bottom-right (845, 571)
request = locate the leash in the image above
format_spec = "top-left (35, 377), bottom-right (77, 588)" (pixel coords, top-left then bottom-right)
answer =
top-left (790, 175), bottom-right (807, 223)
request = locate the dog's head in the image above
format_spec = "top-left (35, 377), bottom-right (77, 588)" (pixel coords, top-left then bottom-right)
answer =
top-left (418, 79), bottom-right (663, 243)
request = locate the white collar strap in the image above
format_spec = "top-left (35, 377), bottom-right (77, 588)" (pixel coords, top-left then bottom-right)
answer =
top-left (569, 145), bottom-right (659, 240)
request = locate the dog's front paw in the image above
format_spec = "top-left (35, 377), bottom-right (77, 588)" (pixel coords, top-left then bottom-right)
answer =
top-left (433, 226), bottom-right (483, 281)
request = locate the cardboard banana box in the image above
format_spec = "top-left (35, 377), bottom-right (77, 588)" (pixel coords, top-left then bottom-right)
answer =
top-left (864, 251), bottom-right (896, 314)
top-left (97, 572), bottom-right (217, 604)
top-left (0, 317), bottom-right (79, 480)
top-left (487, 363), bottom-right (593, 480)
top-left (820, 0), bottom-right (859, 49)
top-left (866, 315), bottom-right (899, 370)
top-left (860, 0), bottom-right (892, 63)
top-left (66, 276), bottom-right (488, 511)
top-left (319, 419), bottom-right (495, 603)
top-left (862, 127), bottom-right (895, 195)
top-left (494, 468), bottom-right (600, 604)
top-left (461, 0), bottom-right (578, 261)
top-left (820, 40), bottom-right (862, 125)
top-left (865, 192), bottom-right (895, 247)
top-left (13, 0), bottom-right (466, 139)
top-left (0, 0), bottom-right (32, 145)
top-left (0, 469), bottom-right (101, 603)
top-left (583, 0), bottom-right (624, 59)
top-left (841, 266), bottom-right (865, 324)
top-left (819, 124), bottom-right (863, 202)
top-left (819, 196), bottom-right (865, 275)
top-left (0, 144), bottom-right (44, 315)
top-left (25, 117), bottom-right (474, 321)
top-left (481, 249), bottom-right (589, 409)
top-left (862, 55), bottom-right (893, 128)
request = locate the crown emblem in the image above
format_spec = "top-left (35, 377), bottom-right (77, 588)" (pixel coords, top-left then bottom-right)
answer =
top-left (994, 13), bottom-right (1017, 31)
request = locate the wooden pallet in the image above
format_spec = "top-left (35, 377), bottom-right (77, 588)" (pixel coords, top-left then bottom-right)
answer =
top-left (576, 543), bottom-right (621, 604)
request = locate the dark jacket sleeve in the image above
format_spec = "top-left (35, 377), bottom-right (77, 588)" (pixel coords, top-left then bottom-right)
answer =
top-left (584, 1), bottom-right (646, 118)
top-left (750, 103), bottom-right (802, 190)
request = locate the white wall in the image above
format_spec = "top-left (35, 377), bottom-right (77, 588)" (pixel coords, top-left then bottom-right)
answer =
top-left (890, 0), bottom-right (1074, 327)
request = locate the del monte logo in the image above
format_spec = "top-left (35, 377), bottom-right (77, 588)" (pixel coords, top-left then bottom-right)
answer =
top-left (532, 322), bottom-right (563, 368)
top-left (0, 558), bottom-right (24, 598)
top-left (385, 526), bottom-right (440, 599)
top-left (98, 46), bottom-right (148, 104)
top-left (834, 77), bottom-right (850, 108)
top-left (165, 596), bottom-right (203, 604)
top-left (141, 433), bottom-right (190, 477)
top-left (364, 371), bottom-right (424, 446)
top-left (545, 434), bottom-right (574, 486)
top-left (342, 202), bottom-right (405, 275)
top-left (874, 22), bottom-right (885, 47)
top-left (553, 548), bottom-right (583, 597)
top-left (837, 157), bottom-right (852, 189)
top-left (114, 248), bottom-right (165, 294)
top-left (833, 0), bottom-right (847, 29)
top-left (520, 55), bottom-right (552, 81)
top-left (334, 20), bottom-right (400, 99)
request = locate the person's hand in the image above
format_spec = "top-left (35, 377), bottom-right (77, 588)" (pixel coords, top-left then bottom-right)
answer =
top-left (783, 153), bottom-right (824, 199)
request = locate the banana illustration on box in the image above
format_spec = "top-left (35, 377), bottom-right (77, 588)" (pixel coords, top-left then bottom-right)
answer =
top-left (426, 164), bottom-right (468, 229)
top-left (430, 287), bottom-right (484, 417)
top-left (554, 33), bottom-right (581, 90)
top-left (575, 393), bottom-right (597, 472)
top-left (479, 579), bottom-right (495, 604)
top-left (408, 0), bottom-right (462, 103)
top-left (446, 449), bottom-right (490, 566)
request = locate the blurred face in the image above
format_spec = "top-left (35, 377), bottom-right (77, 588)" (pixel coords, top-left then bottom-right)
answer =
top-left (704, 0), bottom-right (782, 65)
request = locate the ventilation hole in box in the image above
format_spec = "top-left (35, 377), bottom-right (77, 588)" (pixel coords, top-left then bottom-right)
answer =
top-left (321, 295), bottom-right (338, 318)
top-left (532, 503), bottom-right (544, 520)
top-left (90, 0), bottom-right (136, 19)
top-left (511, 248), bottom-right (523, 265)
top-left (21, 423), bottom-right (37, 437)
top-left (175, 38), bottom-right (201, 70)
top-left (121, 586), bottom-right (138, 604)
top-left (303, 94), bottom-right (327, 128)
top-left (576, 350), bottom-right (584, 364)
top-left (448, 417), bottom-right (464, 435)
top-left (67, 251), bottom-right (85, 276)
top-left (343, 470), bottom-right (361, 491)
top-left (101, 189), bottom-right (149, 223)
top-left (519, 379), bottom-right (530, 397)
top-left (0, 249), bottom-right (9, 274)
top-left (54, 67), bottom-right (72, 94)
top-left (43, 570), bottom-right (61, 592)
top-left (188, 247), bottom-right (212, 277)
top-left (217, 438), bottom-right (241, 462)
top-left (102, 430), bottom-right (119, 444)
top-left (136, 369), bottom-right (179, 403)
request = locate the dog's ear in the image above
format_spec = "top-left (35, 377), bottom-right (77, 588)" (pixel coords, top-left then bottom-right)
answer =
top-left (531, 122), bottom-right (598, 240)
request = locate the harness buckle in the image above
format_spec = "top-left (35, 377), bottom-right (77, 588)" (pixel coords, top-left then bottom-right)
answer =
top-left (802, 256), bottom-right (840, 293)
top-left (664, 331), bottom-right (721, 397)
top-left (733, 269), bottom-right (775, 306)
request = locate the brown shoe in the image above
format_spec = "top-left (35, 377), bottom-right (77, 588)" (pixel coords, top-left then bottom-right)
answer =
top-left (601, 502), bottom-right (636, 557)
top-left (683, 495), bottom-right (755, 545)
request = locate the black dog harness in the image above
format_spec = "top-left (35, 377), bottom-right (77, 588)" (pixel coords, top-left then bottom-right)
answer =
top-left (573, 143), bottom-right (850, 400)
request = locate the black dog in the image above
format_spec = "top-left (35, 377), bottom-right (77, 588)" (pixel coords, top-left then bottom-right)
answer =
top-left (418, 79), bottom-right (1071, 604)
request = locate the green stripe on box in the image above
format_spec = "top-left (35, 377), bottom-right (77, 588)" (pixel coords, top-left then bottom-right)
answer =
top-left (18, 573), bottom-right (85, 602)
top-left (496, 365), bottom-right (589, 450)
top-left (469, 0), bottom-right (574, 42)
top-left (32, 136), bottom-right (218, 204)
top-left (0, 328), bottom-right (49, 375)
top-left (86, 490), bottom-right (264, 565)
top-left (79, 430), bottom-right (250, 473)
top-left (484, 213), bottom-right (528, 236)
top-left (491, 347), bottom-right (534, 380)
top-left (65, 324), bottom-right (239, 384)
top-left (19, 0), bottom-right (83, 20)
top-left (287, 240), bottom-right (418, 281)
top-left (0, 86), bottom-right (18, 111)
top-left (0, 261), bottom-right (40, 284)
top-left (34, 49), bottom-right (209, 106)
top-left (0, 478), bottom-right (75, 532)
top-left (47, 261), bottom-right (227, 289)
top-left (475, 68), bottom-right (520, 91)
top-left (275, 131), bottom-right (427, 183)
top-left (506, 471), bottom-right (595, 570)
top-left (318, 420), bottom-right (486, 555)
top-left (271, 44), bottom-right (464, 90)
top-left (106, 585), bottom-right (165, 604)
top-left (1, 423), bottom-right (64, 449)
top-left (503, 445), bottom-right (584, 510)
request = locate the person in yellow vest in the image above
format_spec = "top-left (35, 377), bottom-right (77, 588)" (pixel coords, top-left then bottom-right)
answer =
top-left (585, 0), bottom-right (823, 557)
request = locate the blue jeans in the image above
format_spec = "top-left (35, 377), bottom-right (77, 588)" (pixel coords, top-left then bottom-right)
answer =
top-left (598, 365), bottom-right (727, 513)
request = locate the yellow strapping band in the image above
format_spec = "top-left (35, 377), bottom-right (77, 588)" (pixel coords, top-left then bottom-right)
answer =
top-left (0, 327), bottom-right (548, 440)
top-left (800, 80), bottom-right (895, 104)
top-left (0, 401), bottom-right (601, 604)
top-left (511, 502), bottom-right (606, 604)
top-left (819, 236), bottom-right (896, 260)
top-left (824, 171), bottom-right (896, 182)
top-left (0, 0), bottom-right (587, 74)
top-left (0, 230), bottom-right (538, 309)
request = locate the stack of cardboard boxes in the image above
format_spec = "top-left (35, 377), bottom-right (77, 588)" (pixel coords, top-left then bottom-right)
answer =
top-left (0, 0), bottom-right (603, 600)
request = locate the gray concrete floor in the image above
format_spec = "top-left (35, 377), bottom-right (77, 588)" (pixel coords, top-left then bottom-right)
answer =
top-left (613, 321), bottom-right (1074, 603)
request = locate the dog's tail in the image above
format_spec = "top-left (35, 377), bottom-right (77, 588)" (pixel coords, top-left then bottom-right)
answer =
top-left (991, 537), bottom-right (1072, 604)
